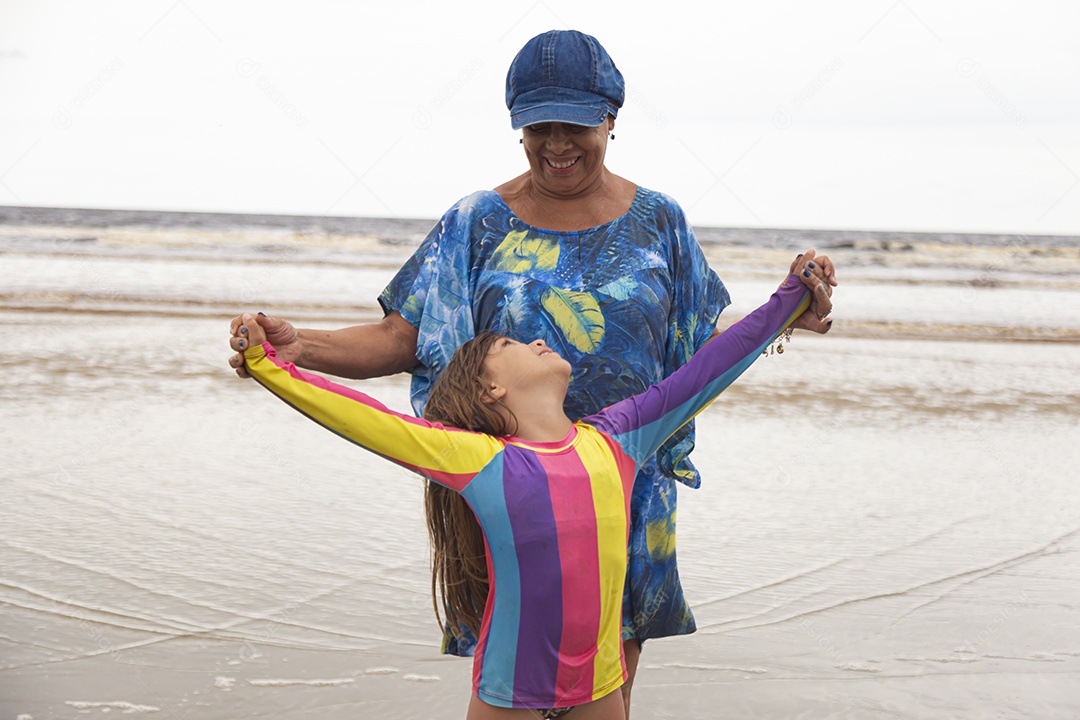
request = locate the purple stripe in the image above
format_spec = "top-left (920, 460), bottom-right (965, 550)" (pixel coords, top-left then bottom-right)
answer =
top-left (502, 449), bottom-right (562, 706)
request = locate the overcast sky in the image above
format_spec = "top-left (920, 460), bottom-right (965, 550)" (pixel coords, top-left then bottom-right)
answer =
top-left (2, 0), bottom-right (1078, 235)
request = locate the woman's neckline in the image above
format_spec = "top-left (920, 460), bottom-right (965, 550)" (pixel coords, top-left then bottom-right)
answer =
top-left (490, 185), bottom-right (646, 235)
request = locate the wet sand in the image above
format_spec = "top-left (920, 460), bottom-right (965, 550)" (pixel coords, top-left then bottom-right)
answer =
top-left (2, 213), bottom-right (1079, 718)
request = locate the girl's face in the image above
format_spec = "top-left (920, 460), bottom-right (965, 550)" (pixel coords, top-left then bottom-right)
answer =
top-left (482, 337), bottom-right (571, 392)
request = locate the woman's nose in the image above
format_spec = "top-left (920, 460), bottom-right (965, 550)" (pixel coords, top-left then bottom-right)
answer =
top-left (545, 125), bottom-right (570, 146)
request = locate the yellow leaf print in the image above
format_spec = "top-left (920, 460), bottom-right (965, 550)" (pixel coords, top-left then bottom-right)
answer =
top-left (540, 287), bottom-right (605, 353)
top-left (646, 511), bottom-right (677, 560)
top-left (490, 230), bottom-right (560, 273)
top-left (674, 466), bottom-right (696, 482)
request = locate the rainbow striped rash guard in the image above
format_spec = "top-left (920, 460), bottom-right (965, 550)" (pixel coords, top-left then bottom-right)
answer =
top-left (243, 275), bottom-right (809, 709)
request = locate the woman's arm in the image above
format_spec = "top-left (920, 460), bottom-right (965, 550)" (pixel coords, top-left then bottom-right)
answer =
top-left (239, 316), bottom-right (500, 492)
top-left (229, 311), bottom-right (419, 380)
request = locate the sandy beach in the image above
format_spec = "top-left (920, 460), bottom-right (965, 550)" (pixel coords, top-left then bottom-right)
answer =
top-left (2, 208), bottom-right (1079, 718)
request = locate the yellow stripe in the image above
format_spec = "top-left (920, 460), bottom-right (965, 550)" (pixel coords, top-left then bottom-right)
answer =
top-left (505, 438), bottom-right (578, 454)
top-left (575, 428), bottom-right (629, 698)
top-left (251, 353), bottom-right (501, 480)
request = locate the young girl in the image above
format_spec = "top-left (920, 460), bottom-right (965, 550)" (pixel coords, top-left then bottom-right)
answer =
top-left (238, 256), bottom-right (824, 719)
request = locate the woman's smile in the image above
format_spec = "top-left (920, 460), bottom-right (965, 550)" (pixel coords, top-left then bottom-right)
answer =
top-left (545, 156), bottom-right (580, 171)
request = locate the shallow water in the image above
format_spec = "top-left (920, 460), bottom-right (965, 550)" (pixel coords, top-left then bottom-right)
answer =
top-left (1, 211), bottom-right (1078, 718)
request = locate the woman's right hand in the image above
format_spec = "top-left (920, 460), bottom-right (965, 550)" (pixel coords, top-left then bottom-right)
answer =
top-left (228, 313), bottom-right (301, 378)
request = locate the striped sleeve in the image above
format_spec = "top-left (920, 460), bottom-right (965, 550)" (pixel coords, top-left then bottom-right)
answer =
top-left (584, 274), bottom-right (810, 465)
top-left (243, 344), bottom-right (504, 491)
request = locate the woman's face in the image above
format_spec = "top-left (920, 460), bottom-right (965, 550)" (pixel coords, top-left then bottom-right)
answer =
top-left (521, 116), bottom-right (614, 197)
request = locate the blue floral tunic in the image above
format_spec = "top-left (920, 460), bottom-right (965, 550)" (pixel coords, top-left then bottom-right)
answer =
top-left (379, 186), bottom-right (729, 652)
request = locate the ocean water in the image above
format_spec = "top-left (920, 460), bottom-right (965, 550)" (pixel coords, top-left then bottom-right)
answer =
top-left (1, 206), bottom-right (1078, 718)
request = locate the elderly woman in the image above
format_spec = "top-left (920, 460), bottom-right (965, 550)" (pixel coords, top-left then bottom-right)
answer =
top-left (229, 30), bottom-right (835, 717)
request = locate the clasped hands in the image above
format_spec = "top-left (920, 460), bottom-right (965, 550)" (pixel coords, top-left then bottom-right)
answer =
top-left (790, 248), bottom-right (836, 333)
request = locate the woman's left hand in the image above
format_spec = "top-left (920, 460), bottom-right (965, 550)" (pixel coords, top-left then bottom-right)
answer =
top-left (790, 249), bottom-right (836, 334)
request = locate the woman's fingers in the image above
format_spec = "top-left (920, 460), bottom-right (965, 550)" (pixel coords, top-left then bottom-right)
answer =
top-left (814, 253), bottom-right (838, 286)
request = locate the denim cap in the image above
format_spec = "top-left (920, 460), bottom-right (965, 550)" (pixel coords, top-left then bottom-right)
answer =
top-left (506, 30), bottom-right (625, 130)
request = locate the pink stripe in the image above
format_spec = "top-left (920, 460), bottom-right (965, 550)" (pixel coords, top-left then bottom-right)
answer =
top-left (264, 344), bottom-right (457, 432)
top-left (472, 538), bottom-right (496, 696)
top-left (260, 343), bottom-right (486, 491)
top-left (380, 459), bottom-right (473, 489)
top-left (539, 452), bottom-right (599, 704)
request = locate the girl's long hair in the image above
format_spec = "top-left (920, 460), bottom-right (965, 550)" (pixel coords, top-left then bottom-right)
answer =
top-left (421, 331), bottom-right (517, 640)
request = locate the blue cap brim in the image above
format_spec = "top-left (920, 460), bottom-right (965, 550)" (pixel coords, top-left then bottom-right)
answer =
top-left (509, 87), bottom-right (617, 130)
top-left (510, 103), bottom-right (612, 130)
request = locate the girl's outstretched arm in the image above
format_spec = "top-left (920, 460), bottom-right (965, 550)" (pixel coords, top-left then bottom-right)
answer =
top-left (586, 256), bottom-right (817, 465)
top-left (238, 315), bottom-right (502, 492)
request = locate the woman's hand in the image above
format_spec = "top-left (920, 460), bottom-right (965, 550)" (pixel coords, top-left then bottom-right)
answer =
top-left (228, 313), bottom-right (300, 377)
top-left (790, 249), bottom-right (835, 334)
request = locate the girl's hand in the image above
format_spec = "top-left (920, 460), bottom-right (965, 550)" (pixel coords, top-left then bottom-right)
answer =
top-left (790, 247), bottom-right (838, 289)
top-left (790, 249), bottom-right (835, 334)
top-left (228, 313), bottom-right (272, 375)
top-left (240, 313), bottom-right (269, 346)
top-left (228, 313), bottom-right (297, 377)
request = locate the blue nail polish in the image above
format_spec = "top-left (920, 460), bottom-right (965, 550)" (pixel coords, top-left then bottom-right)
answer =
top-left (238, 339), bottom-right (245, 349)
top-left (240, 326), bottom-right (247, 336)
top-left (258, 311), bottom-right (267, 317)
top-left (808, 262), bottom-right (815, 269)
top-left (803, 269), bottom-right (811, 277)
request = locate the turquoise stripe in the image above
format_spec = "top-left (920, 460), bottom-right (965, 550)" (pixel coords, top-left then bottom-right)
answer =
top-left (613, 352), bottom-right (757, 463)
top-left (461, 458), bottom-right (520, 706)
top-left (612, 311), bottom-right (798, 465)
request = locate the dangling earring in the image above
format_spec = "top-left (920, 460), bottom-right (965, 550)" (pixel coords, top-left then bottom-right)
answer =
top-left (519, 138), bottom-right (523, 144)
top-left (610, 133), bottom-right (615, 140)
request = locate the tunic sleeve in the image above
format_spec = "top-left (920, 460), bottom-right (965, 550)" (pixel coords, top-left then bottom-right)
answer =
top-left (243, 343), bottom-right (502, 492)
top-left (662, 199), bottom-right (730, 366)
top-left (653, 197), bottom-right (731, 488)
top-left (379, 194), bottom-right (486, 415)
top-left (586, 274), bottom-right (809, 466)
